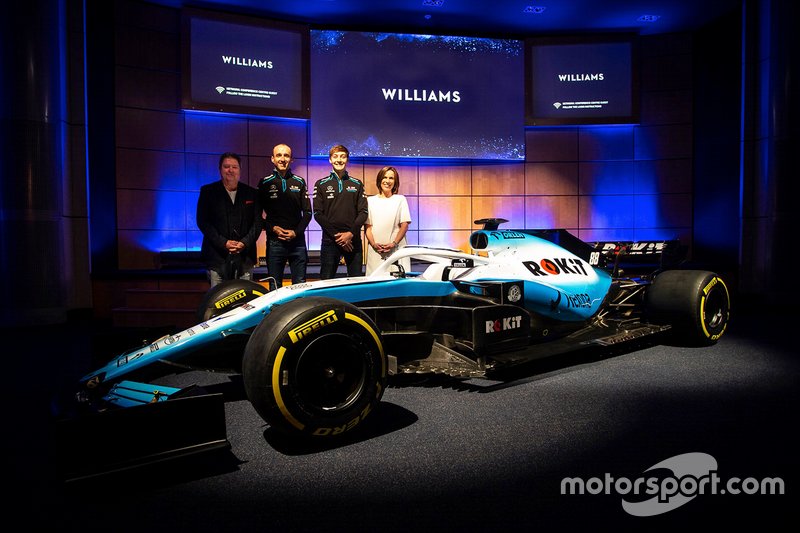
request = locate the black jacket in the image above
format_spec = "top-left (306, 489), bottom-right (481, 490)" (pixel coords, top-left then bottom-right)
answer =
top-left (258, 169), bottom-right (312, 239)
top-left (312, 171), bottom-right (368, 244)
top-left (196, 180), bottom-right (261, 273)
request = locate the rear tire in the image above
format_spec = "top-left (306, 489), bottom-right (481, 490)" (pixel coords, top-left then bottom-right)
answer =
top-left (242, 297), bottom-right (387, 438)
top-left (645, 270), bottom-right (730, 346)
top-left (196, 279), bottom-right (268, 322)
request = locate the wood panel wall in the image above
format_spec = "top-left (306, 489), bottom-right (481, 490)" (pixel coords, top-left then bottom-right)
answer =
top-left (112, 0), bottom-right (694, 269)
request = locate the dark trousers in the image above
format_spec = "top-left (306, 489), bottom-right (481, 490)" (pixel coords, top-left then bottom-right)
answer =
top-left (319, 240), bottom-right (363, 279)
top-left (267, 238), bottom-right (308, 286)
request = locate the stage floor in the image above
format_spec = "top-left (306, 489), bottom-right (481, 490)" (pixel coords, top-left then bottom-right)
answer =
top-left (8, 305), bottom-right (798, 531)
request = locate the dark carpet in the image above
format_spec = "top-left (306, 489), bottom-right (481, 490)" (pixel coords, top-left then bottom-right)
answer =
top-left (6, 306), bottom-right (798, 531)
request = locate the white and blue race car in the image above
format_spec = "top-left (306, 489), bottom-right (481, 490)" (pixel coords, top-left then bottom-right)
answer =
top-left (73, 218), bottom-right (730, 440)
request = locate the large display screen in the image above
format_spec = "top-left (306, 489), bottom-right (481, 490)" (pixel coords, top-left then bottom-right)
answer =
top-left (181, 8), bottom-right (310, 118)
top-left (310, 31), bottom-right (524, 159)
top-left (525, 35), bottom-right (639, 126)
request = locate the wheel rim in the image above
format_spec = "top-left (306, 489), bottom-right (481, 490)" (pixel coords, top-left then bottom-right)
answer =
top-left (703, 285), bottom-right (729, 333)
top-left (294, 333), bottom-right (369, 413)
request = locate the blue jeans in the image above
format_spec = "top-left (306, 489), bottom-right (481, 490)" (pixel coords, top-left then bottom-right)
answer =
top-left (319, 240), bottom-right (363, 279)
top-left (268, 238), bottom-right (308, 286)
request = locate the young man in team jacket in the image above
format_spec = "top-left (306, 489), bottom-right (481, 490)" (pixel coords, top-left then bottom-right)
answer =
top-left (312, 145), bottom-right (368, 279)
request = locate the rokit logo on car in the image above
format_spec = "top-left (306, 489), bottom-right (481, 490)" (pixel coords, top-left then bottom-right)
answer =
top-left (523, 258), bottom-right (589, 276)
top-left (485, 315), bottom-right (523, 333)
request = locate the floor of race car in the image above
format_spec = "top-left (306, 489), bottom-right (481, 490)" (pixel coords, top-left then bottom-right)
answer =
top-left (7, 306), bottom-right (798, 532)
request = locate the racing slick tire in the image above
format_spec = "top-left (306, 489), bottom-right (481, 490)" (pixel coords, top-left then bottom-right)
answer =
top-left (242, 297), bottom-right (387, 438)
top-left (196, 279), bottom-right (268, 322)
top-left (645, 270), bottom-right (730, 346)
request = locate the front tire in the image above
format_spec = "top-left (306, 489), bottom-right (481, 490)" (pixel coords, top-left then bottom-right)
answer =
top-left (196, 279), bottom-right (268, 322)
top-left (242, 297), bottom-right (387, 438)
top-left (645, 270), bottom-right (731, 346)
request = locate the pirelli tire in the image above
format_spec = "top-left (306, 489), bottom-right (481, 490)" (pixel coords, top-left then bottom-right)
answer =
top-left (196, 279), bottom-right (269, 322)
top-left (645, 270), bottom-right (731, 346)
top-left (242, 297), bottom-right (387, 439)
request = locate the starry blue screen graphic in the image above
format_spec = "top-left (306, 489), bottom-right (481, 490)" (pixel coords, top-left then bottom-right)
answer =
top-left (310, 31), bottom-right (525, 159)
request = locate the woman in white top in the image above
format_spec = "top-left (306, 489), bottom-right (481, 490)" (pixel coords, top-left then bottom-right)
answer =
top-left (365, 166), bottom-right (412, 275)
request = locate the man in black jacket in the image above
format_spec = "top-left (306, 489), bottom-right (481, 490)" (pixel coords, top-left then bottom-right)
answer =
top-left (258, 144), bottom-right (312, 287)
top-left (196, 152), bottom-right (261, 286)
top-left (313, 144), bottom-right (368, 279)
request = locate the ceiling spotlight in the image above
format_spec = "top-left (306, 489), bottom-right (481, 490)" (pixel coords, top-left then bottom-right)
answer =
top-left (422, 0), bottom-right (444, 7)
top-left (524, 6), bottom-right (547, 14)
top-left (637, 14), bottom-right (661, 22)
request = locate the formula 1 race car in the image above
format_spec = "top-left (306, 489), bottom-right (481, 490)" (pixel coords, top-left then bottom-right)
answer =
top-left (68, 219), bottom-right (730, 446)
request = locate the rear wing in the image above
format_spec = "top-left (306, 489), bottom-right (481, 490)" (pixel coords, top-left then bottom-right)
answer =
top-left (589, 240), bottom-right (687, 274)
